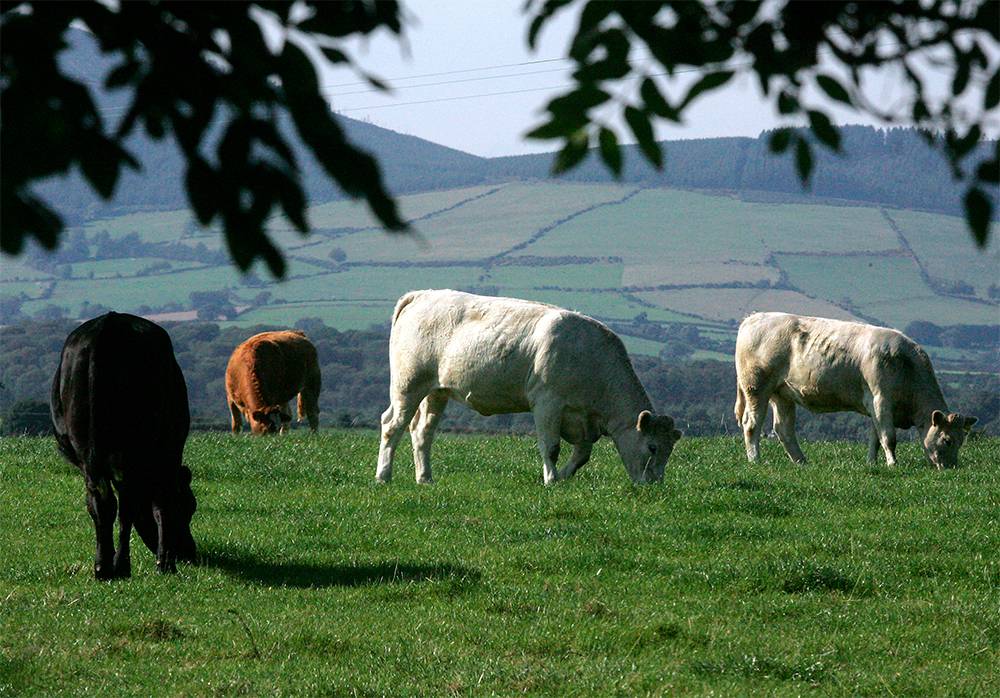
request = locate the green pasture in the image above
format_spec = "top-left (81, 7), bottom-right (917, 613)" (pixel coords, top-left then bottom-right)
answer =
top-left (636, 288), bottom-right (858, 324)
top-left (83, 209), bottom-right (194, 244)
top-left (890, 210), bottom-right (1000, 301)
top-left (334, 183), bottom-right (630, 263)
top-left (2, 432), bottom-right (998, 696)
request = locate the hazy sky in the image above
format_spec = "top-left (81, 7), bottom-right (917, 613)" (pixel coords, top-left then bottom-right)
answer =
top-left (314, 0), bottom-right (964, 158)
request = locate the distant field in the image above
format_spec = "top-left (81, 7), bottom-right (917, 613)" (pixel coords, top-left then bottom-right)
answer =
top-left (3, 432), bottom-right (998, 696)
top-left (2, 181), bottom-right (995, 362)
top-left (890, 210), bottom-right (1000, 301)
top-left (636, 287), bottom-right (859, 324)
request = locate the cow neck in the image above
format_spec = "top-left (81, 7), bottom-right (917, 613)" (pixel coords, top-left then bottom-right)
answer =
top-left (912, 392), bottom-right (949, 436)
top-left (603, 381), bottom-right (655, 440)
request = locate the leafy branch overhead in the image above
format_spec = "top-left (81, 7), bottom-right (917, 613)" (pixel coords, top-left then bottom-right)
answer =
top-left (526, 0), bottom-right (999, 246)
top-left (0, 1), bottom-right (405, 277)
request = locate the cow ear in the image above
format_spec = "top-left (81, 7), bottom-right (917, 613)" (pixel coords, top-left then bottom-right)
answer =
top-left (962, 416), bottom-right (978, 431)
top-left (931, 410), bottom-right (946, 427)
top-left (637, 410), bottom-right (652, 431)
top-left (672, 429), bottom-right (683, 441)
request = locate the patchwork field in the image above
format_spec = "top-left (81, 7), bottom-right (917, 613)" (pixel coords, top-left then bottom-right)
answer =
top-left (2, 432), bottom-right (998, 695)
top-left (2, 182), bottom-right (997, 361)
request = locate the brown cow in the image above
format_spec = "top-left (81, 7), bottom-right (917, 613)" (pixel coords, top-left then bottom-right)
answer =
top-left (225, 330), bottom-right (321, 434)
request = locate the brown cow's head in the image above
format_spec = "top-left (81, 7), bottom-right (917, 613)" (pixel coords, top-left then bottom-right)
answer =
top-left (923, 411), bottom-right (977, 469)
top-left (250, 408), bottom-right (282, 434)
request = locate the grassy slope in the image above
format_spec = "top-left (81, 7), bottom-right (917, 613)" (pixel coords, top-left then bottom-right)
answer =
top-left (2, 432), bottom-right (998, 696)
top-left (2, 182), bottom-right (996, 360)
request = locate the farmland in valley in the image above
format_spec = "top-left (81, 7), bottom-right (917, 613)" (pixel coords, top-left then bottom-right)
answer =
top-left (4, 182), bottom-right (996, 368)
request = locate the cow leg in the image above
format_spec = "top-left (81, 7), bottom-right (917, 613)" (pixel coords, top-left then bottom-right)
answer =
top-left (410, 390), bottom-right (448, 484)
top-left (559, 442), bottom-right (594, 480)
top-left (113, 490), bottom-right (133, 578)
top-left (740, 390), bottom-right (770, 462)
top-left (867, 423), bottom-right (881, 462)
top-left (151, 492), bottom-right (177, 574)
top-left (229, 401), bottom-right (243, 433)
top-left (278, 403), bottom-right (293, 434)
top-left (85, 478), bottom-right (118, 580)
top-left (532, 404), bottom-right (564, 485)
top-left (771, 396), bottom-right (806, 464)
top-left (299, 368), bottom-right (322, 432)
top-left (872, 396), bottom-right (897, 466)
top-left (376, 394), bottom-right (424, 483)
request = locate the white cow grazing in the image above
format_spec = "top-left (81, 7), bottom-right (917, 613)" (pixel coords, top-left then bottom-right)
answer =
top-left (735, 312), bottom-right (977, 468)
top-left (376, 290), bottom-right (682, 485)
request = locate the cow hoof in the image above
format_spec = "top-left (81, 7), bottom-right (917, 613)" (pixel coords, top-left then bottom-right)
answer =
top-left (416, 476), bottom-right (433, 484)
top-left (94, 564), bottom-right (115, 581)
top-left (375, 472), bottom-right (392, 484)
top-left (156, 560), bottom-right (178, 574)
top-left (112, 557), bottom-right (131, 578)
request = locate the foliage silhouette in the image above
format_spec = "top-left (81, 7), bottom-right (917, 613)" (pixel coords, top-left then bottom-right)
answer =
top-left (526, 0), bottom-right (999, 245)
top-left (1, 1), bottom-right (405, 276)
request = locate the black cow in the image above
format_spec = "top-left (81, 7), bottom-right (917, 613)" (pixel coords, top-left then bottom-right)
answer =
top-left (50, 312), bottom-right (196, 579)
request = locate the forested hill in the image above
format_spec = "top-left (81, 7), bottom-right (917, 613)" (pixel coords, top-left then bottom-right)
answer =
top-left (491, 126), bottom-right (996, 218)
top-left (36, 30), bottom-right (997, 226)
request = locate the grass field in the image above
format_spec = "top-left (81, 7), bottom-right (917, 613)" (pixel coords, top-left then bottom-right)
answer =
top-left (2, 432), bottom-right (998, 696)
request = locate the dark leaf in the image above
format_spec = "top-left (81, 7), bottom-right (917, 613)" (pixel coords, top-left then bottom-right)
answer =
top-left (552, 129), bottom-right (590, 174)
top-left (624, 106), bottom-right (662, 169)
top-left (769, 128), bottom-right (794, 153)
top-left (985, 68), bottom-right (999, 110)
top-left (598, 126), bottom-right (622, 176)
top-left (795, 137), bottom-right (813, 185)
top-left (547, 86), bottom-right (610, 116)
top-left (640, 78), bottom-right (679, 121)
top-left (679, 71), bottom-right (734, 110)
top-left (777, 90), bottom-right (798, 115)
top-left (185, 158), bottom-right (219, 224)
top-left (964, 187), bottom-right (991, 247)
top-left (807, 110), bottom-right (840, 151)
top-left (526, 113), bottom-right (587, 140)
top-left (976, 159), bottom-right (999, 184)
top-left (952, 52), bottom-right (971, 95)
top-left (815, 74), bottom-right (851, 105)
top-left (105, 60), bottom-right (140, 89)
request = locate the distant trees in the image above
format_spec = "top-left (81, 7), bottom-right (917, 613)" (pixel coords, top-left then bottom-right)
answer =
top-left (525, 1), bottom-right (999, 245)
top-left (1, 400), bottom-right (52, 436)
top-left (1, 318), bottom-right (997, 436)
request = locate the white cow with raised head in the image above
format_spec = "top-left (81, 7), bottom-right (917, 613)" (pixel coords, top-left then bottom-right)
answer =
top-left (735, 312), bottom-right (977, 468)
top-left (376, 290), bottom-right (682, 485)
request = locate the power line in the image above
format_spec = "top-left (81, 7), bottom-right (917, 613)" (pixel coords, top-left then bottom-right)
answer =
top-left (338, 61), bottom-right (755, 113)
top-left (320, 55), bottom-right (573, 89)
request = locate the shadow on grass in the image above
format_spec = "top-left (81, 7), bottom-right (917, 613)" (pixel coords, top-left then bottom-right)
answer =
top-left (199, 547), bottom-right (482, 590)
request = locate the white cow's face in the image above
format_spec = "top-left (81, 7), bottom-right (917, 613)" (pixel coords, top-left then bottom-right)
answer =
top-left (923, 410), bottom-right (977, 468)
top-left (620, 410), bottom-right (682, 483)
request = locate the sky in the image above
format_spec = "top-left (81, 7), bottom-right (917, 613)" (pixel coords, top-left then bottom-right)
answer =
top-left (304, 0), bottom-right (986, 159)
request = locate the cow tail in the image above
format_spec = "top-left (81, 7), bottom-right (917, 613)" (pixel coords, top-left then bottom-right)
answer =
top-left (86, 340), bottom-right (101, 470)
top-left (734, 384), bottom-right (745, 427)
top-left (391, 291), bottom-right (420, 326)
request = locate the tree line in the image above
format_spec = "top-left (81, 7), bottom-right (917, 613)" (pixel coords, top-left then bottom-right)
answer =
top-left (3, 318), bottom-right (996, 440)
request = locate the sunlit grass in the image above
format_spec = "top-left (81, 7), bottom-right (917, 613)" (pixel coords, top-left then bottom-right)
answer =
top-left (2, 431), bottom-right (998, 695)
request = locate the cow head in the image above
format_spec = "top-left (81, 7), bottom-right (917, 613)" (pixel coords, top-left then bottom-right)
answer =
top-left (923, 410), bottom-right (977, 469)
top-left (249, 407), bottom-right (282, 434)
top-left (617, 410), bottom-right (683, 483)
